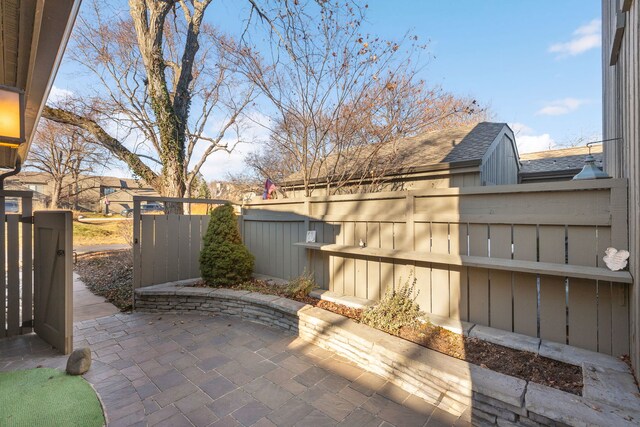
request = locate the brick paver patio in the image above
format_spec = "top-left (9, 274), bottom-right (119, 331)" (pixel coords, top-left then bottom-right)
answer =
top-left (0, 313), bottom-right (470, 426)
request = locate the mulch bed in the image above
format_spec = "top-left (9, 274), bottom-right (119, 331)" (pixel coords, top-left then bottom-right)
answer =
top-left (226, 280), bottom-right (583, 396)
top-left (75, 250), bottom-right (134, 311)
top-left (76, 252), bottom-right (582, 395)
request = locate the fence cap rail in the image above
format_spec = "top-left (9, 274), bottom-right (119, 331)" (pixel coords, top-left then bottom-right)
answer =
top-left (133, 196), bottom-right (236, 205)
top-left (294, 242), bottom-right (634, 284)
top-left (244, 178), bottom-right (628, 206)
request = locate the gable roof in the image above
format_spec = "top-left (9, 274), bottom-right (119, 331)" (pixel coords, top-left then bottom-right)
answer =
top-left (283, 122), bottom-right (510, 185)
top-left (520, 144), bottom-right (603, 175)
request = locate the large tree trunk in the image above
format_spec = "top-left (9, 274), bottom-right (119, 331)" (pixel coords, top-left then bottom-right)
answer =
top-left (50, 179), bottom-right (62, 209)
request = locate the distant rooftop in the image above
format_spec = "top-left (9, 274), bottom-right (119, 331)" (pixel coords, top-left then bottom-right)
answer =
top-left (519, 144), bottom-right (603, 175)
top-left (284, 122), bottom-right (510, 185)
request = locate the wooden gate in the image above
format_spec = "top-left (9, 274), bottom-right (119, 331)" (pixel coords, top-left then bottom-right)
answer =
top-left (34, 211), bottom-right (73, 354)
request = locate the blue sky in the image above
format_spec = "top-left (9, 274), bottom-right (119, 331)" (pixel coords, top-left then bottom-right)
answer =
top-left (52, 0), bottom-right (603, 180)
top-left (363, 0), bottom-right (603, 153)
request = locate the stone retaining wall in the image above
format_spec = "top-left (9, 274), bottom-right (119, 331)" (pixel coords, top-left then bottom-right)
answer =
top-left (135, 282), bottom-right (640, 427)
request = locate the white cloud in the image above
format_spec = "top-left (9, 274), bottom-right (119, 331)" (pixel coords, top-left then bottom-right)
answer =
top-left (536, 98), bottom-right (588, 116)
top-left (510, 123), bottom-right (557, 154)
top-left (548, 19), bottom-right (601, 57)
top-left (194, 111), bottom-right (271, 181)
top-left (47, 86), bottom-right (73, 103)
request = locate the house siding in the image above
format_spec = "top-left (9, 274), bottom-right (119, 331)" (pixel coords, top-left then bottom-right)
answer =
top-left (480, 134), bottom-right (519, 186)
top-left (602, 0), bottom-right (639, 376)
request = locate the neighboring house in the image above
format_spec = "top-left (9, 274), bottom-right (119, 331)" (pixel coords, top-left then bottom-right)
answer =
top-left (7, 171), bottom-right (153, 211)
top-left (101, 188), bottom-right (161, 214)
top-left (281, 122), bottom-right (519, 197)
top-left (519, 144), bottom-right (603, 183)
top-left (602, 0), bottom-right (640, 376)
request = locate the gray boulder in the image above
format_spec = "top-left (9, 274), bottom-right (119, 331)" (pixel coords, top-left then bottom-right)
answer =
top-left (66, 348), bottom-right (92, 375)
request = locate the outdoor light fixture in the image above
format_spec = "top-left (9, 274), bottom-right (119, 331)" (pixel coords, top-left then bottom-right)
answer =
top-left (572, 140), bottom-right (611, 180)
top-left (0, 86), bottom-right (25, 148)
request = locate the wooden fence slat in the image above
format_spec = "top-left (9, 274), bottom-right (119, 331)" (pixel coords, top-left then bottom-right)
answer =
top-left (178, 216), bottom-right (191, 280)
top-left (166, 215), bottom-right (180, 282)
top-left (343, 222), bottom-right (356, 296)
top-left (299, 222), bottom-right (307, 277)
top-left (449, 266), bottom-right (468, 321)
top-left (153, 216), bottom-right (168, 285)
top-left (468, 267), bottom-right (489, 325)
top-left (189, 216), bottom-right (202, 279)
top-left (567, 226), bottom-right (598, 351)
top-left (276, 222), bottom-right (284, 279)
top-left (449, 223), bottom-right (468, 321)
top-left (355, 222), bottom-right (367, 299)
top-left (512, 225), bottom-right (538, 337)
top-left (379, 222), bottom-right (394, 296)
top-left (7, 215), bottom-right (20, 336)
top-left (539, 225), bottom-right (567, 344)
top-left (283, 223), bottom-right (292, 281)
top-left (268, 222), bottom-right (276, 277)
top-left (333, 222), bottom-right (345, 295)
top-left (568, 226), bottom-right (598, 267)
top-left (596, 226), bottom-right (612, 268)
top-left (141, 216), bottom-right (155, 287)
top-left (366, 222), bottom-right (381, 300)
top-left (468, 224), bottom-right (489, 325)
top-left (489, 224), bottom-right (513, 331)
top-left (414, 222), bottom-right (431, 313)
top-left (393, 222), bottom-right (411, 292)
top-left (568, 279), bottom-right (598, 351)
top-left (597, 281), bottom-right (613, 355)
top-left (316, 222), bottom-right (330, 287)
top-left (431, 223), bottom-right (449, 317)
top-left (611, 282), bottom-right (630, 356)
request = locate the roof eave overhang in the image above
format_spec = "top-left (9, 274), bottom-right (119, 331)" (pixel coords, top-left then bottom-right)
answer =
top-left (1, 0), bottom-right (83, 170)
top-left (281, 159), bottom-right (482, 189)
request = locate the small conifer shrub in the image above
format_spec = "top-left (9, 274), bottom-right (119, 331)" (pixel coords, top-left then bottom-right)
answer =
top-left (361, 274), bottom-right (422, 334)
top-left (200, 204), bottom-right (254, 286)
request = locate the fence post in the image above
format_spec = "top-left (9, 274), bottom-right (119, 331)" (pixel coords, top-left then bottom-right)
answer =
top-left (405, 193), bottom-right (415, 251)
top-left (610, 183), bottom-right (628, 250)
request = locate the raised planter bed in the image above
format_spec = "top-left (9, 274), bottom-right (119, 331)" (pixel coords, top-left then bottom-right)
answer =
top-left (135, 281), bottom-right (640, 427)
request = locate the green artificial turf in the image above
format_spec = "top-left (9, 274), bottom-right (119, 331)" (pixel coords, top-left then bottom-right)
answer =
top-left (0, 368), bottom-right (105, 427)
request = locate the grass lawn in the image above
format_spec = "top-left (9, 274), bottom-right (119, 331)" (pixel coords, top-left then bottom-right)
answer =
top-left (73, 221), bottom-right (128, 246)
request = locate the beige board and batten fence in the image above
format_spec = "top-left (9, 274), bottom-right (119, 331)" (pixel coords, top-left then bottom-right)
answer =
top-left (132, 196), bottom-right (231, 289)
top-left (242, 179), bottom-right (632, 356)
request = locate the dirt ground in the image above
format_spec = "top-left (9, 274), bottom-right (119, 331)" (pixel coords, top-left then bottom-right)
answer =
top-left (292, 296), bottom-right (582, 395)
top-left (75, 250), bottom-right (133, 311)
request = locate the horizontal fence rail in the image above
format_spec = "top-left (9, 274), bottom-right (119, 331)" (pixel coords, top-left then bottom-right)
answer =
top-left (241, 180), bottom-right (631, 356)
top-left (1, 190), bottom-right (34, 338)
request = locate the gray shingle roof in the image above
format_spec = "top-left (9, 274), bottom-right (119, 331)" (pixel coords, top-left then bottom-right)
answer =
top-left (284, 122), bottom-right (508, 184)
top-left (519, 145), bottom-right (603, 174)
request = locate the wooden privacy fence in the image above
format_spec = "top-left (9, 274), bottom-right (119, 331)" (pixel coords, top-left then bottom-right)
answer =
top-left (241, 179), bottom-right (632, 356)
top-left (132, 196), bottom-right (230, 289)
top-left (1, 190), bottom-right (33, 338)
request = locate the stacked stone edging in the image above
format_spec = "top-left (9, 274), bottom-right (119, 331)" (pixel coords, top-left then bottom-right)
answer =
top-left (135, 283), bottom-right (640, 427)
